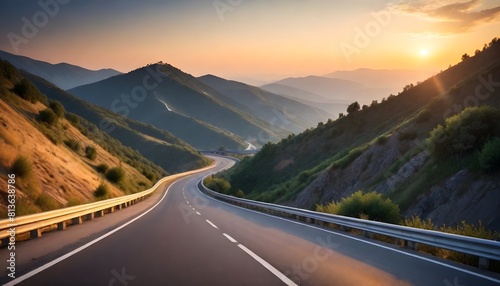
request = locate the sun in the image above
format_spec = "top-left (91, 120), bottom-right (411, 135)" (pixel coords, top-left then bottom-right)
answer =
top-left (419, 49), bottom-right (429, 57)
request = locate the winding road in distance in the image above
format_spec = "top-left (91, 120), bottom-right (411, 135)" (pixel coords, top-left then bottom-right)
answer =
top-left (3, 156), bottom-right (500, 286)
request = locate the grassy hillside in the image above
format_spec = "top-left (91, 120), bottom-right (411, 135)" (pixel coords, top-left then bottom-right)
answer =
top-left (224, 37), bottom-right (500, 230)
top-left (69, 64), bottom-right (289, 148)
top-left (23, 72), bottom-right (211, 173)
top-left (0, 60), bottom-right (168, 216)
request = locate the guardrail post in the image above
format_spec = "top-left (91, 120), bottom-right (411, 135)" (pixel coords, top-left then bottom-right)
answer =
top-left (57, 222), bottom-right (66, 231)
top-left (108, 206), bottom-right (115, 213)
top-left (362, 230), bottom-right (373, 239)
top-left (403, 240), bottom-right (418, 250)
top-left (478, 257), bottom-right (490, 269)
top-left (30, 229), bottom-right (41, 239)
top-left (72, 217), bottom-right (83, 225)
top-left (95, 210), bottom-right (104, 217)
top-left (86, 213), bottom-right (94, 220)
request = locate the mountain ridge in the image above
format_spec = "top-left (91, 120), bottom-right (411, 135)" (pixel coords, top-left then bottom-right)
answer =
top-left (0, 50), bottom-right (122, 90)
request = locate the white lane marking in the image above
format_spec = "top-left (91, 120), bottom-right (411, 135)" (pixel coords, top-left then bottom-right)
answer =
top-left (206, 220), bottom-right (218, 229)
top-left (223, 233), bottom-right (237, 243)
top-left (5, 180), bottom-right (182, 286)
top-left (197, 185), bottom-right (500, 284)
top-left (238, 244), bottom-right (297, 286)
top-left (196, 211), bottom-right (201, 216)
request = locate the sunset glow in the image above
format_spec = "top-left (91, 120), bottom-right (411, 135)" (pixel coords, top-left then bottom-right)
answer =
top-left (1, 1), bottom-right (500, 81)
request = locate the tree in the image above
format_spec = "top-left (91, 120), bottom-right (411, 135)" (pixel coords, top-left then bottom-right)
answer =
top-left (49, 101), bottom-right (65, 118)
top-left (38, 109), bottom-right (58, 125)
top-left (347, 101), bottom-right (360, 114)
top-left (85, 146), bottom-right (97, 160)
top-left (461, 53), bottom-right (470, 61)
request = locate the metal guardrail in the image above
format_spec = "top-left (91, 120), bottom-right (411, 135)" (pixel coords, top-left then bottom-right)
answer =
top-left (0, 163), bottom-right (215, 246)
top-left (198, 179), bottom-right (500, 270)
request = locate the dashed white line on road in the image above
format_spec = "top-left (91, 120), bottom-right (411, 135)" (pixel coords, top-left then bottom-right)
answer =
top-left (223, 233), bottom-right (237, 243)
top-left (237, 244), bottom-right (297, 286)
top-left (206, 220), bottom-right (218, 229)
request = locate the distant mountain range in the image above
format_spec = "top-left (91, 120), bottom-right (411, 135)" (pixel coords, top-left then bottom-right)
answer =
top-left (261, 69), bottom-right (434, 117)
top-left (0, 50), bottom-right (121, 89)
top-left (198, 75), bottom-right (332, 132)
top-left (68, 64), bottom-right (290, 149)
top-left (325, 68), bottom-right (433, 90)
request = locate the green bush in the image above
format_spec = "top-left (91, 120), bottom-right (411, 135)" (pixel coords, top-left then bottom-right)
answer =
top-left (106, 167), bottom-right (125, 183)
top-left (428, 106), bottom-right (500, 159)
top-left (64, 139), bottom-right (81, 152)
top-left (49, 101), bottom-right (65, 118)
top-left (403, 217), bottom-right (498, 266)
top-left (235, 189), bottom-right (245, 198)
top-left (10, 155), bottom-right (33, 178)
top-left (317, 191), bottom-right (401, 224)
top-left (85, 146), bottom-right (97, 160)
top-left (204, 176), bottom-right (231, 194)
top-left (376, 135), bottom-right (389, 145)
top-left (478, 137), bottom-right (500, 172)
top-left (35, 194), bottom-right (60, 211)
top-left (38, 109), bottom-right (58, 125)
top-left (13, 78), bottom-right (44, 103)
top-left (93, 183), bottom-right (109, 198)
top-left (66, 113), bottom-right (80, 126)
top-left (415, 109), bottom-right (431, 123)
top-left (398, 130), bottom-right (417, 141)
top-left (96, 163), bottom-right (109, 173)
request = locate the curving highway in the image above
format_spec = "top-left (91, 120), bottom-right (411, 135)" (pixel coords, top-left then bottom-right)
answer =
top-left (2, 156), bottom-right (500, 286)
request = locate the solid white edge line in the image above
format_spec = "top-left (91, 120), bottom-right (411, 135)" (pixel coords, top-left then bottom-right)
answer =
top-left (5, 180), bottom-right (182, 286)
top-left (205, 220), bottom-right (218, 229)
top-left (237, 244), bottom-right (297, 286)
top-left (197, 184), bottom-right (500, 284)
top-left (223, 233), bottom-right (237, 243)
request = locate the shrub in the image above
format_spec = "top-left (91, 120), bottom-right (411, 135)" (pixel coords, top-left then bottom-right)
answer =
top-left (49, 101), bottom-right (65, 118)
top-left (85, 146), bottom-right (97, 160)
top-left (376, 135), bottom-right (389, 145)
top-left (93, 183), bottom-right (109, 198)
top-left (398, 130), bottom-right (417, 141)
top-left (35, 194), bottom-right (60, 211)
top-left (415, 109), bottom-right (431, 123)
top-left (96, 163), bottom-right (109, 173)
top-left (10, 155), bottom-right (33, 178)
top-left (317, 191), bottom-right (401, 224)
top-left (204, 176), bottom-right (231, 194)
top-left (478, 137), bottom-right (500, 172)
top-left (106, 167), bottom-right (125, 183)
top-left (13, 78), bottom-right (44, 103)
top-left (428, 106), bottom-right (500, 159)
top-left (64, 139), bottom-right (81, 152)
top-left (38, 109), bottom-right (58, 125)
top-left (66, 113), bottom-right (80, 126)
top-left (235, 189), bottom-right (245, 198)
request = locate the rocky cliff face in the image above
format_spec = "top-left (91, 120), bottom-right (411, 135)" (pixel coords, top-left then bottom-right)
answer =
top-left (405, 170), bottom-right (500, 230)
top-left (290, 132), bottom-right (500, 231)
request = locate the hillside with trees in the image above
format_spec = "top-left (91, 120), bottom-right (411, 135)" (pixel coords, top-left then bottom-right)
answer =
top-left (222, 37), bottom-right (500, 231)
top-left (0, 60), bottom-right (172, 216)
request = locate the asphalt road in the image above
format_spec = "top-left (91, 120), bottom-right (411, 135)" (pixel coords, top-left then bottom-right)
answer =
top-left (3, 156), bottom-right (500, 286)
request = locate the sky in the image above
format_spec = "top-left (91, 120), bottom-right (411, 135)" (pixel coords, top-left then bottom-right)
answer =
top-left (1, 0), bottom-right (499, 82)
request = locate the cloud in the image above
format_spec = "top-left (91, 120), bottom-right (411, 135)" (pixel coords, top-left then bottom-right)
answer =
top-left (389, 0), bottom-right (500, 34)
